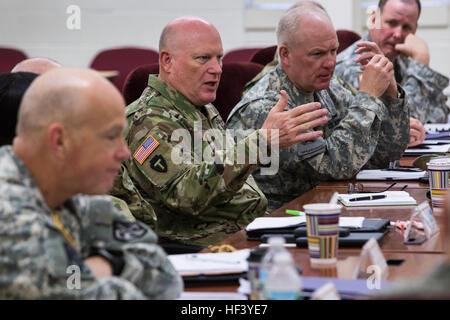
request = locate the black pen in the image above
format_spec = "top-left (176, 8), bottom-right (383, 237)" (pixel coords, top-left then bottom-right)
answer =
top-left (349, 195), bottom-right (387, 202)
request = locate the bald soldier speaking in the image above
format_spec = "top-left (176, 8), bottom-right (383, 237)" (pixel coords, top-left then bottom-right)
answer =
top-left (0, 68), bottom-right (182, 299)
top-left (112, 16), bottom-right (329, 247)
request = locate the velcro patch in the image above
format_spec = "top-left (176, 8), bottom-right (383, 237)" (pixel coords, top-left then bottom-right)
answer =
top-left (149, 155), bottom-right (168, 173)
top-left (133, 135), bottom-right (160, 165)
top-left (113, 221), bottom-right (148, 242)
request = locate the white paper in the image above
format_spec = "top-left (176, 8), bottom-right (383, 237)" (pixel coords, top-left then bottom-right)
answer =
top-left (338, 191), bottom-right (417, 207)
top-left (356, 169), bottom-right (427, 181)
top-left (245, 216), bottom-right (364, 231)
top-left (339, 217), bottom-right (365, 228)
top-left (404, 143), bottom-right (450, 154)
top-left (425, 123), bottom-right (450, 133)
top-left (245, 216), bottom-right (306, 231)
top-left (168, 249), bottom-right (250, 276)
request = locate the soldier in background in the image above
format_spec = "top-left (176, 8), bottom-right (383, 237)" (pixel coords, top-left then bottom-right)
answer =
top-left (112, 16), bottom-right (329, 247)
top-left (0, 67), bottom-right (182, 299)
top-left (0, 72), bottom-right (39, 146)
top-left (242, 0), bottom-right (426, 148)
top-left (336, 0), bottom-right (449, 124)
top-left (227, 6), bottom-right (410, 211)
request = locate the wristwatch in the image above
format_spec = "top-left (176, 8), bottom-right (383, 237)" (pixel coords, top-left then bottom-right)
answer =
top-left (89, 248), bottom-right (125, 276)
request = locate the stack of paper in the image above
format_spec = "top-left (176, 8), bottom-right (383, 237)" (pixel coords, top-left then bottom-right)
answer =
top-left (168, 249), bottom-right (250, 276)
top-left (424, 123), bottom-right (450, 134)
top-left (356, 169), bottom-right (427, 180)
top-left (404, 143), bottom-right (450, 155)
top-left (338, 191), bottom-right (417, 207)
top-left (245, 216), bottom-right (365, 231)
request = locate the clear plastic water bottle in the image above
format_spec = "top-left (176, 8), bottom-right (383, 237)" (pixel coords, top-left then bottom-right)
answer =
top-left (259, 237), bottom-right (288, 298)
top-left (264, 251), bottom-right (302, 300)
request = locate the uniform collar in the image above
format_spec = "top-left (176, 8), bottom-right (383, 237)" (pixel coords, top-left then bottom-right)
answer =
top-left (0, 146), bottom-right (69, 222)
top-left (147, 75), bottom-right (207, 120)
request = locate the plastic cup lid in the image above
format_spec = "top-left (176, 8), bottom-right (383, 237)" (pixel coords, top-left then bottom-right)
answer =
top-left (303, 203), bottom-right (342, 214)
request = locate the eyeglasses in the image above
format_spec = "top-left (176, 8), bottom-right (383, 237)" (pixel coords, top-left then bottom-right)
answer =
top-left (347, 182), bottom-right (405, 194)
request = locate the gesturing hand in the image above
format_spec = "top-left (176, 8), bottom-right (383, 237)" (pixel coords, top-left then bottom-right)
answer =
top-left (261, 90), bottom-right (328, 149)
top-left (408, 117), bottom-right (426, 147)
top-left (355, 42), bottom-right (397, 98)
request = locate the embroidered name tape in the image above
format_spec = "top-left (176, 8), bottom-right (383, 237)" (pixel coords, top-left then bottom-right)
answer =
top-left (133, 135), bottom-right (160, 165)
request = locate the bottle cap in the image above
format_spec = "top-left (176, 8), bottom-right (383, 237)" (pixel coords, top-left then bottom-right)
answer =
top-left (267, 236), bottom-right (286, 245)
top-left (273, 251), bottom-right (293, 264)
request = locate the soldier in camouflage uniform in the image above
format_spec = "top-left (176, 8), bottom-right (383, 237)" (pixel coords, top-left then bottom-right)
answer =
top-left (0, 68), bottom-right (182, 299)
top-left (335, 0), bottom-right (449, 124)
top-left (227, 6), bottom-right (410, 211)
top-left (112, 16), bottom-right (329, 247)
top-left (242, 1), bottom-right (326, 97)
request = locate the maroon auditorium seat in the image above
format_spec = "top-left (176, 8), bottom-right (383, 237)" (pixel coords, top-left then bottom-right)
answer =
top-left (122, 63), bottom-right (160, 105)
top-left (0, 47), bottom-right (28, 73)
top-left (222, 47), bottom-right (263, 64)
top-left (214, 62), bottom-right (264, 121)
top-left (250, 45), bottom-right (277, 66)
top-left (336, 29), bottom-right (362, 54)
top-left (89, 47), bottom-right (159, 92)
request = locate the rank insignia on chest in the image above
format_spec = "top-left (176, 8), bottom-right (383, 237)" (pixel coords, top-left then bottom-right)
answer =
top-left (150, 155), bottom-right (168, 173)
top-left (113, 221), bottom-right (147, 242)
top-left (133, 135), bottom-right (159, 165)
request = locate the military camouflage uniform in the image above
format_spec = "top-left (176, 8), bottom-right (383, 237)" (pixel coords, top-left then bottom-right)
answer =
top-left (374, 262), bottom-right (450, 299)
top-left (227, 65), bottom-right (410, 210)
top-left (112, 75), bottom-right (267, 247)
top-left (336, 33), bottom-right (450, 124)
top-left (0, 146), bottom-right (182, 300)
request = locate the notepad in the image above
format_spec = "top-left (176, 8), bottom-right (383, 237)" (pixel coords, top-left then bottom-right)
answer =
top-left (168, 249), bottom-right (250, 276)
top-left (404, 143), bottom-right (450, 155)
top-left (245, 216), bottom-right (365, 231)
top-left (425, 123), bottom-right (450, 133)
top-left (356, 169), bottom-right (427, 180)
top-left (338, 191), bottom-right (417, 207)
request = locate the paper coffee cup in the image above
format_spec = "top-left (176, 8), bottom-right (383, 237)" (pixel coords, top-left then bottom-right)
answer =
top-left (427, 157), bottom-right (450, 209)
top-left (303, 203), bottom-right (342, 266)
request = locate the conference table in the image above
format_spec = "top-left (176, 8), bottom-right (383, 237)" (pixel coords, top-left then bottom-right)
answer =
top-left (185, 155), bottom-right (449, 295)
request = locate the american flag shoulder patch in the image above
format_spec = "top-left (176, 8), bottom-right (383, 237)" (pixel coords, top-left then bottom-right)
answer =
top-left (133, 135), bottom-right (160, 165)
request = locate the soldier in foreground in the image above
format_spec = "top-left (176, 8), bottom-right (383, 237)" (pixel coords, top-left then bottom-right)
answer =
top-left (0, 67), bottom-right (182, 299)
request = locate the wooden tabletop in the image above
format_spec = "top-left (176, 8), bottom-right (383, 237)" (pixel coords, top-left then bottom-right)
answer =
top-left (186, 157), bottom-right (448, 294)
top-left (213, 184), bottom-right (445, 253)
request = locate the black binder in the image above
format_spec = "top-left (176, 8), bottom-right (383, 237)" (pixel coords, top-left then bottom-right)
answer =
top-left (295, 231), bottom-right (387, 248)
top-left (247, 219), bottom-right (390, 247)
top-left (247, 219), bottom-right (390, 241)
top-left (182, 272), bottom-right (248, 287)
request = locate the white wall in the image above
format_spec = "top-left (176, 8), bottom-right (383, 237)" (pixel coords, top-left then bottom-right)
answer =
top-left (0, 0), bottom-right (448, 83)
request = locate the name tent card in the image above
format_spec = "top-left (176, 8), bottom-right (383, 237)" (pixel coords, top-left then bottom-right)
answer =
top-left (310, 282), bottom-right (341, 300)
top-left (353, 237), bottom-right (388, 284)
top-left (404, 201), bottom-right (440, 245)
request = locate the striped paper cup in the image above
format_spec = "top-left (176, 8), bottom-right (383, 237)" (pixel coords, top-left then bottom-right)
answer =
top-left (427, 157), bottom-right (450, 210)
top-left (303, 203), bottom-right (342, 266)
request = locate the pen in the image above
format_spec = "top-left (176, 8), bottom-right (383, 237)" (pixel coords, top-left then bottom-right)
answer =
top-left (349, 195), bottom-right (387, 202)
top-left (286, 210), bottom-right (304, 216)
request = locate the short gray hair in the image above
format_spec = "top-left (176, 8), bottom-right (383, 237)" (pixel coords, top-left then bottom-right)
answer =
top-left (276, 5), bottom-right (330, 47)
